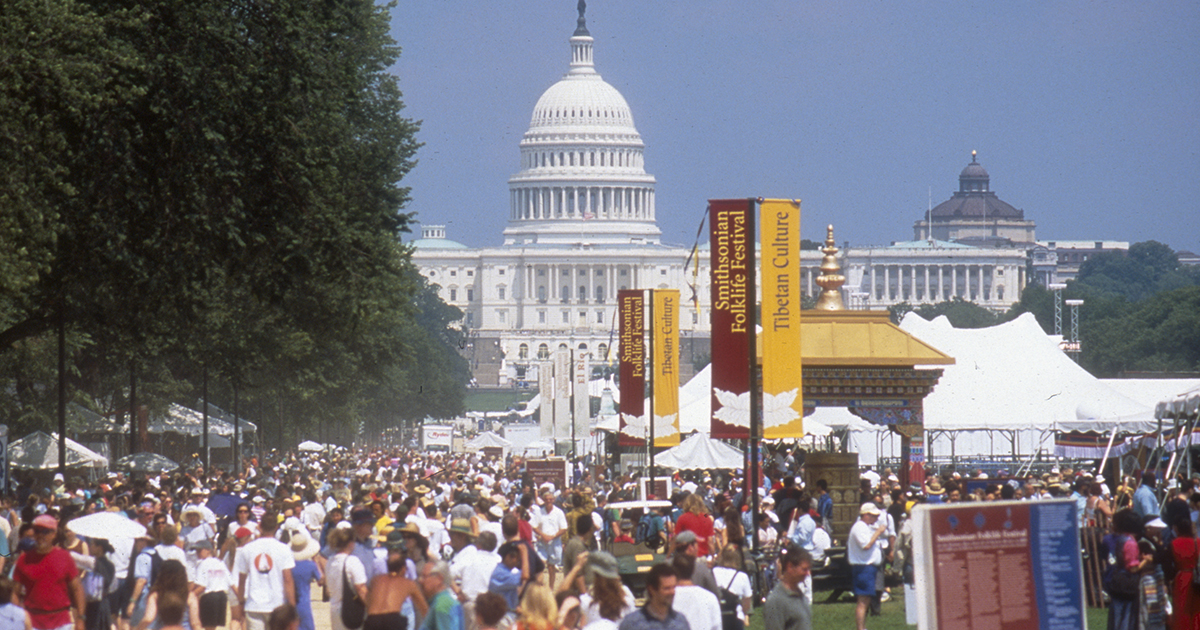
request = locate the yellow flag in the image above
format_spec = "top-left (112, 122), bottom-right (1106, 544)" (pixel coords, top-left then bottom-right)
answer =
top-left (760, 199), bottom-right (804, 439)
top-left (652, 289), bottom-right (681, 446)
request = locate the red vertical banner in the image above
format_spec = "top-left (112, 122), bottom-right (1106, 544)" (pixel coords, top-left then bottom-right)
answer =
top-left (709, 199), bottom-right (753, 439)
top-left (618, 290), bottom-right (645, 447)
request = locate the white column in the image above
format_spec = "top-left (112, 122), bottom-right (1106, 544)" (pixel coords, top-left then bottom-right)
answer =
top-left (937, 266), bottom-right (944, 301)
top-left (910, 266), bottom-right (917, 301)
top-left (883, 266), bottom-right (891, 300)
top-left (978, 266), bottom-right (984, 301)
top-left (951, 266), bottom-right (958, 298)
top-left (923, 266), bottom-right (930, 302)
top-left (870, 265), bottom-right (877, 301)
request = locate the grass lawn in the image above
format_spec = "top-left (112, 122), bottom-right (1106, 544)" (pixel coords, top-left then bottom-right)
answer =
top-left (744, 589), bottom-right (1109, 629)
top-left (462, 388), bottom-right (536, 413)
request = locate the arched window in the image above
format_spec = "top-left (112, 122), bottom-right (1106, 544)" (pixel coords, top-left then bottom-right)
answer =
top-left (518, 343), bottom-right (529, 359)
top-left (537, 285), bottom-right (547, 302)
top-left (561, 286), bottom-right (570, 302)
top-left (537, 343), bottom-right (550, 359)
top-left (558, 343), bottom-right (568, 351)
top-left (595, 285), bottom-right (605, 302)
top-left (578, 343), bottom-right (588, 352)
top-left (597, 343), bottom-right (609, 360)
top-left (579, 285), bottom-right (587, 302)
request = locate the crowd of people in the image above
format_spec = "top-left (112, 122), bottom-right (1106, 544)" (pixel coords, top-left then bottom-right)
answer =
top-left (7, 443), bottom-right (1194, 630)
top-left (0, 445), bottom-right (822, 630)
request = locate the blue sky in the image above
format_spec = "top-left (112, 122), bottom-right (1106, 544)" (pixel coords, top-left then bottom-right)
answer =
top-left (390, 1), bottom-right (1199, 254)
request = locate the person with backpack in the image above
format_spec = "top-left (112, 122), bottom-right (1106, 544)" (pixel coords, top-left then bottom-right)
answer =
top-left (634, 508), bottom-right (667, 553)
top-left (325, 529), bottom-right (366, 630)
top-left (126, 514), bottom-right (185, 627)
top-left (711, 545), bottom-right (752, 630)
top-left (669, 554), bottom-right (720, 630)
top-left (1103, 508), bottom-right (1142, 630)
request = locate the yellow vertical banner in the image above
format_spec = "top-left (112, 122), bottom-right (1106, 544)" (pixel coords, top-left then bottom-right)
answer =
top-left (760, 199), bottom-right (804, 439)
top-left (652, 289), bottom-right (681, 446)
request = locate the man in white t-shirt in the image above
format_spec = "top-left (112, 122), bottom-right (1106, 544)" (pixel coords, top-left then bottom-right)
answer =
top-left (235, 512), bottom-right (295, 630)
top-left (191, 539), bottom-right (232, 630)
top-left (670, 554), bottom-right (721, 630)
top-left (531, 491), bottom-right (567, 587)
top-left (848, 503), bottom-right (887, 630)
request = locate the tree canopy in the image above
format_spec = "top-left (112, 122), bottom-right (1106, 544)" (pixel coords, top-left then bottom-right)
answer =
top-left (0, 0), bottom-right (468, 446)
top-left (1004, 240), bottom-right (1200, 377)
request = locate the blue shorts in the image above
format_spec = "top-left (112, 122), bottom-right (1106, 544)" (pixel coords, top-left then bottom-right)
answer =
top-left (537, 538), bottom-right (563, 567)
top-left (851, 564), bottom-right (878, 597)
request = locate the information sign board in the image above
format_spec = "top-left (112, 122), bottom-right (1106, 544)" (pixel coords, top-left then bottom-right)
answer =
top-left (526, 458), bottom-right (568, 492)
top-left (911, 499), bottom-right (1085, 630)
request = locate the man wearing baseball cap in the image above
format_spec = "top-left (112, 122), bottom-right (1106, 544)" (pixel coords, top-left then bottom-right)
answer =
top-left (14, 514), bottom-right (85, 630)
top-left (848, 503), bottom-right (888, 630)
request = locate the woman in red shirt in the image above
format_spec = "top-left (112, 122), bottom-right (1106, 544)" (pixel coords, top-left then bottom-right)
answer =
top-left (674, 494), bottom-right (714, 557)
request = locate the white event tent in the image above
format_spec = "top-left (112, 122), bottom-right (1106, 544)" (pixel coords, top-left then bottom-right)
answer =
top-left (10, 431), bottom-right (108, 470)
top-left (465, 431), bottom-right (514, 456)
top-left (655, 432), bottom-right (744, 470)
top-left (899, 312), bottom-right (1156, 462)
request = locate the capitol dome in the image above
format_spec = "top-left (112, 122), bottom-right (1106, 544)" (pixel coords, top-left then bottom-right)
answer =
top-left (503, 4), bottom-right (659, 246)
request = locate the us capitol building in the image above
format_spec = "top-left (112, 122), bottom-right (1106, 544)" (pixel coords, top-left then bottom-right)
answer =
top-left (410, 7), bottom-right (1050, 387)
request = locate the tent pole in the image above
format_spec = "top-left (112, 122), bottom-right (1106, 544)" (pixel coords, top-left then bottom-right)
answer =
top-left (1098, 427), bottom-right (1120, 477)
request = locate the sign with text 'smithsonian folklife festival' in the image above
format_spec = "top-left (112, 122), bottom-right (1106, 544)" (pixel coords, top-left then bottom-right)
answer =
top-left (709, 199), bottom-right (753, 440)
top-left (652, 289), bottom-right (680, 447)
top-left (618, 290), bottom-right (646, 447)
top-left (911, 500), bottom-right (1085, 630)
top-left (760, 199), bottom-right (803, 439)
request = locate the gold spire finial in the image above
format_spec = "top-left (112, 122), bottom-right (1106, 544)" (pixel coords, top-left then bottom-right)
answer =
top-left (814, 224), bottom-right (845, 310)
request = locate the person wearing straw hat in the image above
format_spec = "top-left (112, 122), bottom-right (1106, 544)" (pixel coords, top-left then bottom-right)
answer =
top-left (289, 533), bottom-right (322, 630)
top-left (181, 506), bottom-right (215, 583)
top-left (445, 519), bottom-right (476, 565)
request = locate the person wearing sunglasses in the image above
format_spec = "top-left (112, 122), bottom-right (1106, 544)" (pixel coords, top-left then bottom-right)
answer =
top-left (223, 505), bottom-right (259, 564)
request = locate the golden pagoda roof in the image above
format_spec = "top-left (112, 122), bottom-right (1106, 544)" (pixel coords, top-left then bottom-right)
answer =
top-left (799, 310), bottom-right (955, 366)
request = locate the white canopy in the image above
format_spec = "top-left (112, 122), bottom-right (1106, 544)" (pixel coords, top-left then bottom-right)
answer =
top-left (150, 403), bottom-right (258, 438)
top-left (1157, 384), bottom-right (1200, 421)
top-left (465, 431), bottom-right (513, 449)
top-left (655, 432), bottom-right (745, 470)
top-left (9, 431), bottom-right (108, 470)
top-left (899, 313), bottom-right (1156, 433)
top-left (297, 440), bottom-right (323, 452)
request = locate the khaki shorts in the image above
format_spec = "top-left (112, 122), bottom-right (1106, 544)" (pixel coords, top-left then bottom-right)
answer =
top-left (245, 611), bottom-right (271, 630)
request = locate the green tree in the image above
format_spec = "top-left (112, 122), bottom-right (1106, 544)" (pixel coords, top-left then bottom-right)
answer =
top-left (1003, 282), bottom-right (1054, 332)
top-left (1082, 286), bottom-right (1200, 377)
top-left (888, 298), bottom-right (998, 328)
top-left (1074, 240), bottom-right (1196, 302)
top-left (0, 0), bottom-right (471, 446)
